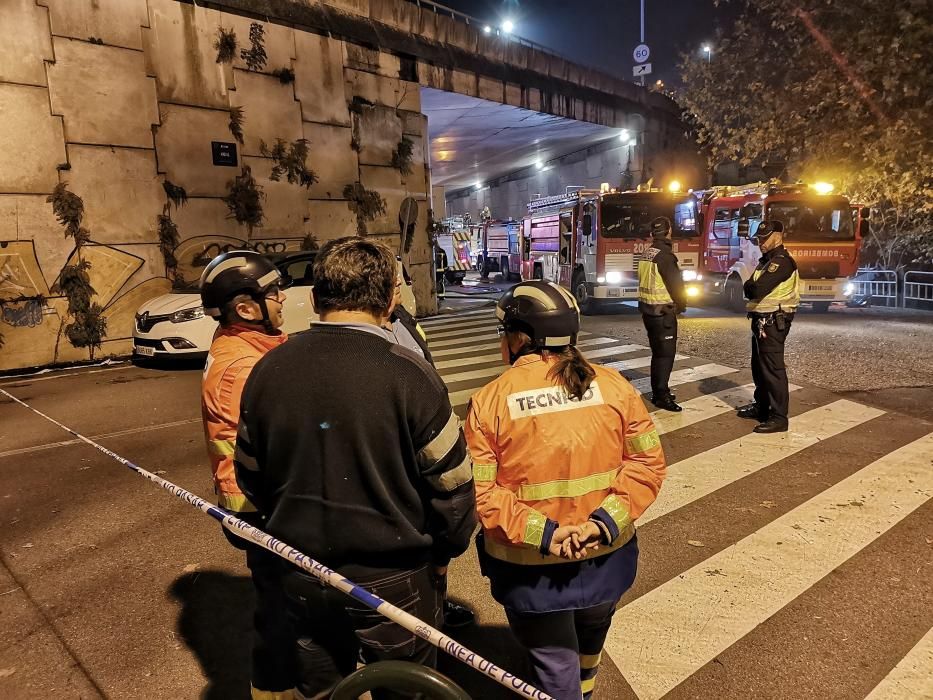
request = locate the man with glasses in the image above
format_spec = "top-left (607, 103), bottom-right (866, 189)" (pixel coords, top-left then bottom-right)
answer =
top-left (200, 251), bottom-right (296, 699)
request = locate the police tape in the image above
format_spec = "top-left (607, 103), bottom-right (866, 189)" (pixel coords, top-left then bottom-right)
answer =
top-left (0, 388), bottom-right (553, 700)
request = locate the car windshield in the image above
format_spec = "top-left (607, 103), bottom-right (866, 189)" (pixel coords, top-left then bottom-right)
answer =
top-left (601, 194), bottom-right (698, 239)
top-left (767, 199), bottom-right (854, 240)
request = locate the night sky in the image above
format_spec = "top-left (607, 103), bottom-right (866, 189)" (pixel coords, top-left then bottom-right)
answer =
top-left (426, 0), bottom-right (740, 85)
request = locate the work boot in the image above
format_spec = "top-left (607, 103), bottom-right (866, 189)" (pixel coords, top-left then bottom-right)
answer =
top-left (443, 600), bottom-right (475, 629)
top-left (651, 395), bottom-right (682, 412)
top-left (753, 417), bottom-right (789, 434)
top-left (737, 403), bottom-right (768, 421)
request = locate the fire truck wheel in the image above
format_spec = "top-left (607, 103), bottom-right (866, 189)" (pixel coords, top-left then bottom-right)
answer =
top-left (811, 302), bottom-right (832, 313)
top-left (726, 276), bottom-right (745, 313)
top-left (572, 271), bottom-right (593, 315)
top-left (501, 258), bottom-right (511, 280)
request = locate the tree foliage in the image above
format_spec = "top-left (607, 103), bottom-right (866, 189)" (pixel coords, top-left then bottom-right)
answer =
top-left (241, 22), bottom-right (267, 71)
top-left (224, 166), bottom-right (265, 234)
top-left (260, 138), bottom-right (318, 188)
top-left (391, 137), bottom-right (415, 175)
top-left (214, 27), bottom-right (237, 64)
top-left (680, 0), bottom-right (933, 265)
top-left (343, 182), bottom-right (387, 236)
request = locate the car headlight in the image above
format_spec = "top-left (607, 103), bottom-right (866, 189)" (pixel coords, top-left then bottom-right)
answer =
top-left (843, 282), bottom-right (855, 296)
top-left (171, 307), bottom-right (205, 323)
top-left (682, 270), bottom-right (698, 281)
top-left (605, 270), bottom-right (622, 284)
top-left (686, 285), bottom-right (701, 298)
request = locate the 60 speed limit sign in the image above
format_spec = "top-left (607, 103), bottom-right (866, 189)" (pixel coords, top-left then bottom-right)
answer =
top-left (633, 44), bottom-right (650, 63)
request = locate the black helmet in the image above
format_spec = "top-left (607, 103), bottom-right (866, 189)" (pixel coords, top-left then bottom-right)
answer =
top-left (199, 250), bottom-right (283, 319)
top-left (751, 219), bottom-right (784, 243)
top-left (650, 216), bottom-right (672, 237)
top-left (496, 280), bottom-right (580, 348)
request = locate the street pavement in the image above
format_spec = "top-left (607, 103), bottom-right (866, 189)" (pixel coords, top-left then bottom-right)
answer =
top-left (0, 302), bottom-right (931, 699)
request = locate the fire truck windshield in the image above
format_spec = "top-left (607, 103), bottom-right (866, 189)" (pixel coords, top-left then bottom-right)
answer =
top-left (767, 199), bottom-right (855, 241)
top-left (601, 194), bottom-right (698, 239)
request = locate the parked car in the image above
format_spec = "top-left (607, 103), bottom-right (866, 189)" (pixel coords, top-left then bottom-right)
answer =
top-left (133, 252), bottom-right (415, 360)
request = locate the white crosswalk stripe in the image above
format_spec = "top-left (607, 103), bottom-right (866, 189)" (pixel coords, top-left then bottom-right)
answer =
top-left (420, 310), bottom-right (928, 699)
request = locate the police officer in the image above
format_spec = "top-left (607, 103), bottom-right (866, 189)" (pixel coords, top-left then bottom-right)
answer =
top-left (738, 220), bottom-right (800, 433)
top-left (466, 280), bottom-right (666, 700)
top-left (638, 216), bottom-right (687, 412)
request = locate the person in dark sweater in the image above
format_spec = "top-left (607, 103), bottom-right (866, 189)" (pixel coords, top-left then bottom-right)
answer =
top-left (234, 237), bottom-right (476, 700)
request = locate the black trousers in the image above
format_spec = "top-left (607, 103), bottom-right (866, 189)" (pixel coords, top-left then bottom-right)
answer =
top-left (282, 564), bottom-right (441, 700)
top-left (641, 311), bottom-right (678, 399)
top-left (245, 546), bottom-right (298, 694)
top-left (750, 313), bottom-right (793, 422)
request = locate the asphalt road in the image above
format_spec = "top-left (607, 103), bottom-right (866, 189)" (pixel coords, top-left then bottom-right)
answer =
top-left (0, 286), bottom-right (931, 699)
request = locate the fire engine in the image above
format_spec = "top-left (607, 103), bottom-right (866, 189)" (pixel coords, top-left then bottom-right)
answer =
top-left (520, 186), bottom-right (703, 312)
top-left (479, 219), bottom-right (522, 280)
top-left (437, 217), bottom-right (473, 284)
top-left (694, 181), bottom-right (866, 312)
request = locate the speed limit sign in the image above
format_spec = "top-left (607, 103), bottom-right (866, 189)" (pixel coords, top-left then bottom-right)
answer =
top-left (633, 44), bottom-right (650, 63)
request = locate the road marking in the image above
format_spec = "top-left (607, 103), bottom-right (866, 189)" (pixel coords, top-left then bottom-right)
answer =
top-left (639, 399), bottom-right (884, 526)
top-left (449, 363), bottom-right (738, 410)
top-left (420, 309), bottom-right (494, 327)
top-left (427, 323), bottom-right (503, 340)
top-left (0, 364), bottom-right (132, 386)
top-left (424, 317), bottom-right (499, 336)
top-left (864, 627), bottom-right (933, 700)
top-left (0, 418), bottom-right (201, 459)
top-left (651, 382), bottom-right (802, 435)
top-left (607, 431), bottom-right (933, 700)
top-left (434, 341), bottom-right (645, 371)
top-left (430, 330), bottom-right (593, 350)
top-left (440, 349), bottom-right (683, 385)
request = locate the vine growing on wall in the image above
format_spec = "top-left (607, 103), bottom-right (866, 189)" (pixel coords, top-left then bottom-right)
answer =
top-left (224, 166), bottom-right (265, 235)
top-left (228, 106), bottom-right (245, 145)
top-left (391, 137), bottom-right (415, 175)
top-left (214, 27), bottom-right (237, 64)
top-left (241, 22), bottom-right (267, 71)
top-left (260, 138), bottom-right (318, 188)
top-left (343, 183), bottom-right (387, 236)
top-left (157, 180), bottom-right (188, 276)
top-left (46, 184), bottom-right (107, 358)
top-left (271, 67), bottom-right (295, 84)
top-left (301, 234), bottom-right (319, 251)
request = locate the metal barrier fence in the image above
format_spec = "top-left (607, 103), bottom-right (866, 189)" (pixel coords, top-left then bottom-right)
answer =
top-left (904, 271), bottom-right (933, 307)
top-left (851, 269), bottom-right (898, 307)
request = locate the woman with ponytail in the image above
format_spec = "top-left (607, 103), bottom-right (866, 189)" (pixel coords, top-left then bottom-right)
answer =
top-left (465, 280), bottom-right (667, 700)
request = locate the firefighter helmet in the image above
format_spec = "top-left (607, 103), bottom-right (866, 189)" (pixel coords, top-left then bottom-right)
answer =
top-left (199, 250), bottom-right (283, 319)
top-left (651, 216), bottom-right (673, 237)
top-left (751, 219), bottom-right (784, 243)
top-left (496, 280), bottom-right (580, 348)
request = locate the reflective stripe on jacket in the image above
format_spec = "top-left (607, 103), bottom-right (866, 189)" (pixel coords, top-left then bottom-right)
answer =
top-left (638, 247), bottom-right (675, 306)
top-left (746, 268), bottom-right (800, 313)
top-left (202, 325), bottom-right (287, 512)
top-left (465, 354), bottom-right (666, 566)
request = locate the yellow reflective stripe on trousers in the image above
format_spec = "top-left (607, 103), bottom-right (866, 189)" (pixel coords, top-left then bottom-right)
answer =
top-left (638, 259), bottom-right (674, 305)
top-left (580, 652), bottom-right (602, 669)
top-left (581, 677), bottom-right (597, 694)
top-left (251, 687), bottom-right (296, 700)
top-left (208, 438), bottom-right (236, 456)
top-left (218, 491), bottom-right (257, 513)
top-left (484, 523), bottom-right (635, 565)
top-left (517, 467), bottom-right (618, 501)
top-left (625, 429), bottom-right (660, 455)
top-left (522, 510), bottom-right (546, 548)
top-left (600, 494), bottom-right (633, 533)
top-left (473, 463), bottom-right (497, 482)
top-left (747, 269), bottom-right (801, 312)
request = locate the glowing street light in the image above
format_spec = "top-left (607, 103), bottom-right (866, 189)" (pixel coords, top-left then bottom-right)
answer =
top-left (668, 180), bottom-right (682, 193)
top-left (483, 25), bottom-right (492, 34)
top-left (703, 45), bottom-right (712, 63)
top-left (501, 19), bottom-right (514, 34)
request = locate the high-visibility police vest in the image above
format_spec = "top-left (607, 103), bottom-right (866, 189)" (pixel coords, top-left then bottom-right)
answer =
top-left (746, 266), bottom-right (800, 313)
top-left (638, 248), bottom-right (674, 305)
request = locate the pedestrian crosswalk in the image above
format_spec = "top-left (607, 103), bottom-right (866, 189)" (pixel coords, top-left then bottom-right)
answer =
top-left (421, 309), bottom-right (933, 700)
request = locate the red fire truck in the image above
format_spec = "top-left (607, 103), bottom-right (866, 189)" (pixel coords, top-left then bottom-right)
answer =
top-left (695, 181), bottom-right (866, 312)
top-left (521, 187), bottom-right (704, 312)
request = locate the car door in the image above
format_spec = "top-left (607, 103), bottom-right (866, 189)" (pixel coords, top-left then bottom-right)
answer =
top-left (279, 256), bottom-right (318, 334)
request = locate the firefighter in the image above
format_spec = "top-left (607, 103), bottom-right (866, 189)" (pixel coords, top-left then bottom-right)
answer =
top-left (637, 216), bottom-right (687, 412)
top-left (738, 220), bottom-right (800, 434)
top-left (199, 251), bottom-right (296, 699)
top-left (465, 280), bottom-right (667, 700)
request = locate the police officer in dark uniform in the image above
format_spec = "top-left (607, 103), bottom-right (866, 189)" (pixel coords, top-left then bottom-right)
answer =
top-left (738, 220), bottom-right (800, 433)
top-left (637, 216), bottom-right (687, 412)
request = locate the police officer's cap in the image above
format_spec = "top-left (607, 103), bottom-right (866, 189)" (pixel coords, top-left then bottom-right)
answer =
top-left (496, 280), bottom-right (580, 348)
top-left (650, 217), bottom-right (672, 236)
top-left (199, 250), bottom-right (284, 319)
top-left (755, 220), bottom-right (785, 238)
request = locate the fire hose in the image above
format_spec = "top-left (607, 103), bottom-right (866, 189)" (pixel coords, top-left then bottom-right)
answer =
top-left (0, 387), bottom-right (552, 700)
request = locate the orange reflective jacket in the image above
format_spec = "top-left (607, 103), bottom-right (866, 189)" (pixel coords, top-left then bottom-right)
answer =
top-left (201, 325), bottom-right (287, 512)
top-left (465, 354), bottom-right (666, 565)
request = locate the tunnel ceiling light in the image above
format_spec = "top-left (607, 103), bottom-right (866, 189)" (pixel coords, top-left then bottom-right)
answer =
top-left (619, 129), bottom-right (630, 142)
top-left (501, 19), bottom-right (514, 33)
top-left (535, 159), bottom-right (544, 170)
top-left (483, 25), bottom-right (492, 34)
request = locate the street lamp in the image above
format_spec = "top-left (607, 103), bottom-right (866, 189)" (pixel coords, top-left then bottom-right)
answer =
top-left (703, 45), bottom-right (712, 63)
top-left (483, 25), bottom-right (492, 34)
top-left (501, 19), bottom-right (514, 34)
